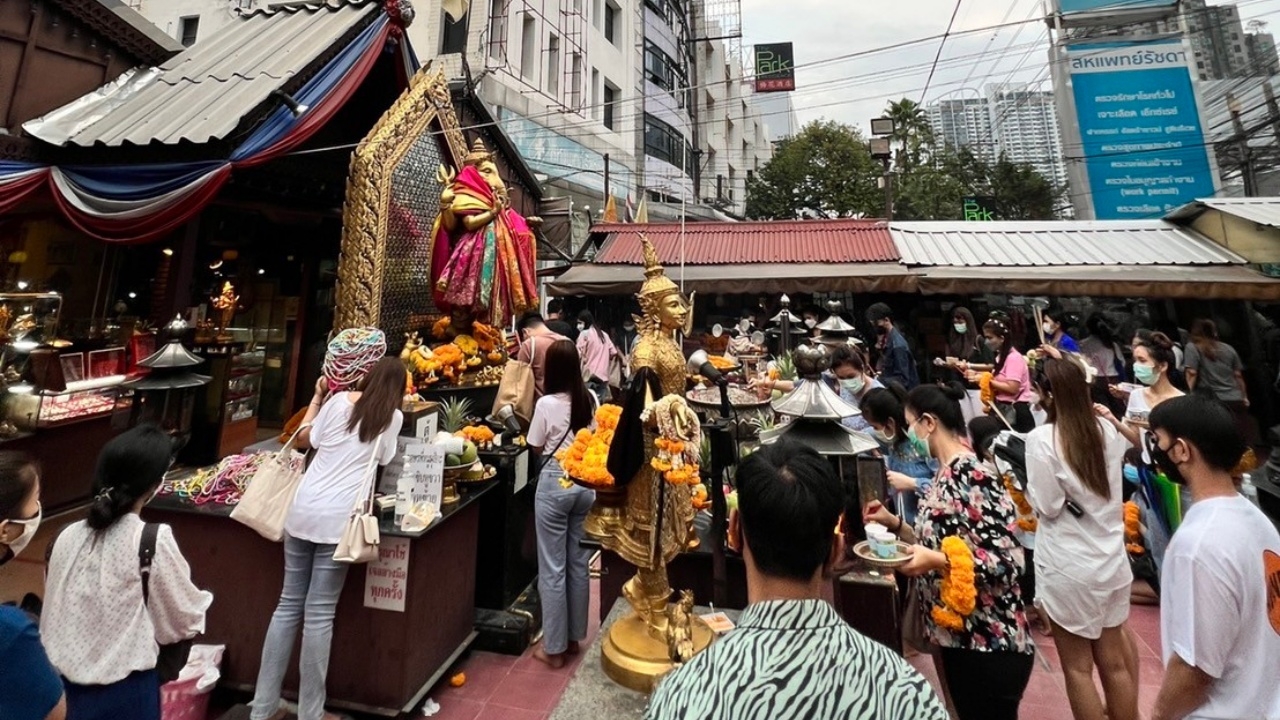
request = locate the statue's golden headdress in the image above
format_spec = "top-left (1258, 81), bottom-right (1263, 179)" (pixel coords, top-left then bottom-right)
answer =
top-left (464, 138), bottom-right (494, 167)
top-left (638, 235), bottom-right (679, 307)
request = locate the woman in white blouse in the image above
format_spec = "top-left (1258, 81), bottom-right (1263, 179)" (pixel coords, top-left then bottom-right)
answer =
top-left (43, 424), bottom-right (212, 720)
top-left (250, 357), bottom-right (405, 720)
top-left (1026, 354), bottom-right (1138, 720)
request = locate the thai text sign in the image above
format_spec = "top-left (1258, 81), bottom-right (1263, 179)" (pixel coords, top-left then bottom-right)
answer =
top-left (754, 43), bottom-right (795, 93)
top-left (364, 537), bottom-right (410, 612)
top-left (1067, 40), bottom-right (1215, 220)
top-left (1058, 0), bottom-right (1175, 14)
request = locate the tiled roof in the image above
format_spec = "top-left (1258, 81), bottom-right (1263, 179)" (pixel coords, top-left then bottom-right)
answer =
top-left (23, 0), bottom-right (379, 147)
top-left (891, 220), bottom-right (1245, 266)
top-left (591, 219), bottom-right (897, 265)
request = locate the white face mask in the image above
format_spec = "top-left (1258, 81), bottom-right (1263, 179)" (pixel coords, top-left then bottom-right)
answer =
top-left (1043, 322), bottom-right (1055, 335)
top-left (739, 320), bottom-right (751, 332)
top-left (576, 323), bottom-right (585, 331)
top-left (1, 503), bottom-right (41, 561)
top-left (623, 322), bottom-right (635, 332)
top-left (804, 318), bottom-right (817, 329)
top-left (712, 324), bottom-right (723, 338)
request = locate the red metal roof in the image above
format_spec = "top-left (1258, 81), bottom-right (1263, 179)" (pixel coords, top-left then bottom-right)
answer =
top-left (590, 219), bottom-right (898, 265)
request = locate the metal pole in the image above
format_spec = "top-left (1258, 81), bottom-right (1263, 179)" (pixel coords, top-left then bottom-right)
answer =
top-left (603, 153), bottom-right (610, 206)
top-left (882, 158), bottom-right (894, 221)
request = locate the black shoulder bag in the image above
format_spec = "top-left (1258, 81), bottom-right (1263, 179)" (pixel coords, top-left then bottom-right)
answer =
top-left (139, 524), bottom-right (194, 683)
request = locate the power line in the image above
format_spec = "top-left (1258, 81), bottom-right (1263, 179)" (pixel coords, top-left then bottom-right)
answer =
top-left (921, 0), bottom-right (965, 104)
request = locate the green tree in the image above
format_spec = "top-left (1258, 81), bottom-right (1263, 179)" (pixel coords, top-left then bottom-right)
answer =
top-left (987, 155), bottom-right (1060, 220)
top-left (885, 98), bottom-right (934, 169)
top-left (744, 120), bottom-right (882, 219)
top-left (893, 148), bottom-right (1061, 221)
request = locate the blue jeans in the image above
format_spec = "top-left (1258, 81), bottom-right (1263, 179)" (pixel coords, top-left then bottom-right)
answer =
top-left (250, 535), bottom-right (350, 720)
top-left (534, 461), bottom-right (595, 654)
top-left (65, 669), bottom-right (160, 720)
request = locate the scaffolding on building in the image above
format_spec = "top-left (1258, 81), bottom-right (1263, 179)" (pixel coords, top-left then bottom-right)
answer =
top-left (482, 0), bottom-right (587, 116)
top-left (698, 0), bottom-right (742, 66)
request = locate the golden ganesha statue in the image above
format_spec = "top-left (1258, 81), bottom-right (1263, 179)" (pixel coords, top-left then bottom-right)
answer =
top-left (600, 236), bottom-right (712, 692)
top-left (429, 138), bottom-right (539, 327)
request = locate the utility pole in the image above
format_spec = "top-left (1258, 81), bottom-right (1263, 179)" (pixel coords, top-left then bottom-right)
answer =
top-left (870, 117), bottom-right (895, 220)
top-left (603, 153), bottom-right (611, 206)
top-left (1227, 94), bottom-right (1258, 196)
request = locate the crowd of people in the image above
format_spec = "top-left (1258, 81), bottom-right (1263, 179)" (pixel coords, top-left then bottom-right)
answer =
top-left (1, 300), bottom-right (1278, 720)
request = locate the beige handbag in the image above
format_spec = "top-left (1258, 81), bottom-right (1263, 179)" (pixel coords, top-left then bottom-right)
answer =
top-left (231, 425), bottom-right (308, 542)
top-left (333, 437), bottom-right (382, 564)
top-left (491, 336), bottom-right (537, 429)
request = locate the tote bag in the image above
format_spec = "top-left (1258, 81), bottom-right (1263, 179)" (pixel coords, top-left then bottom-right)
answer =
top-left (334, 438), bottom-right (382, 564)
top-left (231, 425), bottom-right (308, 542)
top-left (492, 336), bottom-right (537, 429)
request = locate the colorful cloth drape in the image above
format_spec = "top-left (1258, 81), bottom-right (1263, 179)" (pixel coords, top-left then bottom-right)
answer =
top-left (1, 16), bottom-right (394, 243)
top-left (430, 166), bottom-right (538, 326)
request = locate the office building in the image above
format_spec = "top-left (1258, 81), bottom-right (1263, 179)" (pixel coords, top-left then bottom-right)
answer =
top-left (926, 84), bottom-right (1067, 189)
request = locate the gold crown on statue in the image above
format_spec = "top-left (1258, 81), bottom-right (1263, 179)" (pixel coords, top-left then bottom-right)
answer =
top-left (638, 234), bottom-right (679, 303)
top-left (464, 138), bottom-right (494, 166)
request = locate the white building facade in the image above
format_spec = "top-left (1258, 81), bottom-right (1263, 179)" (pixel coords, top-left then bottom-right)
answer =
top-left (927, 84), bottom-right (1067, 191)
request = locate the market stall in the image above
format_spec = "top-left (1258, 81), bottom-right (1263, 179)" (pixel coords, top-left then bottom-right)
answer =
top-left (146, 481), bottom-right (494, 716)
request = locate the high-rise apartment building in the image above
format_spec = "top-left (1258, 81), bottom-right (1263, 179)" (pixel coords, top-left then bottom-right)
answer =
top-left (926, 85), bottom-right (1067, 190)
top-left (1132, 0), bottom-right (1263, 81)
top-left (134, 0), bottom-right (771, 218)
top-left (1245, 24), bottom-right (1280, 76)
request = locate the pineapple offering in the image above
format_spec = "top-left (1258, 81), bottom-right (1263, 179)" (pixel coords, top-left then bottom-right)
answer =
top-left (557, 404), bottom-right (622, 488)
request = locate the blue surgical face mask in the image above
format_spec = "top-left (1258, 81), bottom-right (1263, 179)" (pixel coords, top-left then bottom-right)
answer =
top-left (953, 323), bottom-right (967, 335)
top-left (840, 376), bottom-right (865, 394)
top-left (1133, 363), bottom-right (1158, 386)
top-left (906, 418), bottom-right (931, 457)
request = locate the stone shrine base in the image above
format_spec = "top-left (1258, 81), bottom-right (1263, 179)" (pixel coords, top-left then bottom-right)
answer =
top-left (549, 600), bottom-right (739, 720)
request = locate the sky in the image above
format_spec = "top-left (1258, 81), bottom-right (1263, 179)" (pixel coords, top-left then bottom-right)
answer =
top-left (737, 0), bottom-right (1280, 135)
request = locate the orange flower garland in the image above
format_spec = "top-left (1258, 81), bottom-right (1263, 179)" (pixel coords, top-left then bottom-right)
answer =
top-left (1003, 474), bottom-right (1038, 533)
top-left (652, 437), bottom-right (701, 485)
top-left (1124, 500), bottom-right (1145, 556)
top-left (931, 536), bottom-right (977, 632)
top-left (556, 404), bottom-right (622, 488)
top-left (978, 372), bottom-right (995, 410)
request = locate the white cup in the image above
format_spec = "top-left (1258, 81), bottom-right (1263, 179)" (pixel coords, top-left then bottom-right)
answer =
top-left (871, 531), bottom-right (898, 559)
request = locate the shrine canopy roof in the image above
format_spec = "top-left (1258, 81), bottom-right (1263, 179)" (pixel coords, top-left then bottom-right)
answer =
top-left (590, 219), bottom-right (898, 265)
top-left (23, 0), bottom-right (381, 148)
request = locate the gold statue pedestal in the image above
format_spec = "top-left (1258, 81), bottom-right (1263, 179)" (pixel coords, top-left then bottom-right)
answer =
top-left (601, 612), bottom-right (714, 693)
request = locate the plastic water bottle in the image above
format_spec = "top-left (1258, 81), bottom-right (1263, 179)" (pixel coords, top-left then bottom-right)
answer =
top-left (1241, 473), bottom-right (1260, 509)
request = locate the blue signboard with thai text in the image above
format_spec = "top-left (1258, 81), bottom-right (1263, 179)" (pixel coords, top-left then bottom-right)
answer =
top-left (1068, 39), bottom-right (1216, 220)
top-left (1059, 0), bottom-right (1176, 15)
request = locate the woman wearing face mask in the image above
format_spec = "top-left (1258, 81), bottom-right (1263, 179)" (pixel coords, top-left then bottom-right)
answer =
top-left (860, 386), bottom-right (935, 524)
top-left (830, 345), bottom-right (882, 433)
top-left (43, 425), bottom-right (211, 720)
top-left (864, 384), bottom-right (1033, 720)
top-left (969, 318), bottom-right (1035, 432)
top-left (1027, 355), bottom-right (1138, 720)
top-left (1095, 333), bottom-right (1184, 452)
top-left (0, 452), bottom-right (67, 720)
top-left (1042, 306), bottom-right (1080, 353)
top-left (941, 307), bottom-right (993, 422)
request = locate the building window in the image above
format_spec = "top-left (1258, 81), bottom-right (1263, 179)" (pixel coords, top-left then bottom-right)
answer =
top-left (604, 0), bottom-right (620, 45)
top-left (521, 15), bottom-right (537, 82)
top-left (547, 34), bottom-right (560, 97)
top-left (179, 16), bottom-right (199, 47)
top-left (644, 41), bottom-right (683, 91)
top-left (569, 52), bottom-right (583, 111)
top-left (488, 0), bottom-right (509, 59)
top-left (644, 113), bottom-right (691, 172)
top-left (441, 10), bottom-right (470, 54)
top-left (603, 81), bottom-right (619, 130)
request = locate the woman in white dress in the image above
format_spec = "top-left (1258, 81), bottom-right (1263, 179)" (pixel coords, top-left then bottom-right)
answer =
top-left (1026, 354), bottom-right (1138, 720)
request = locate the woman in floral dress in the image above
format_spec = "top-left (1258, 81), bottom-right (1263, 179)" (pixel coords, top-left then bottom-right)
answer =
top-left (865, 383), bottom-right (1033, 720)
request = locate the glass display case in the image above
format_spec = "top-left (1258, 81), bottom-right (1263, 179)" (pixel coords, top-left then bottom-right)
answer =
top-left (0, 292), bottom-right (62, 350)
top-left (5, 381), bottom-right (121, 429)
top-left (226, 350), bottom-right (264, 425)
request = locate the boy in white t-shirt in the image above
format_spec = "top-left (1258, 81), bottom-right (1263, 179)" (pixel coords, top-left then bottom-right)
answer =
top-left (1147, 394), bottom-right (1280, 720)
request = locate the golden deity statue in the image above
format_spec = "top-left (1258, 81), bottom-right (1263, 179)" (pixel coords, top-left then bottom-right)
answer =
top-left (210, 281), bottom-right (239, 343)
top-left (600, 236), bottom-right (711, 692)
top-left (429, 138), bottom-right (538, 327)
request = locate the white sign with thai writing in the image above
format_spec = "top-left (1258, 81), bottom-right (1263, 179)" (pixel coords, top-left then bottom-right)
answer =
top-left (402, 442), bottom-right (445, 517)
top-left (364, 536), bottom-right (411, 612)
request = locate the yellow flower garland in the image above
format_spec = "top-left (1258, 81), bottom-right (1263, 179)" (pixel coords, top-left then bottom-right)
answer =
top-left (931, 536), bottom-right (977, 632)
top-left (1003, 474), bottom-right (1038, 533)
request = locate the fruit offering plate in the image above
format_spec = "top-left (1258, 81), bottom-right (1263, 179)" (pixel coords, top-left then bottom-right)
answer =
top-left (852, 540), bottom-right (915, 569)
top-left (446, 463), bottom-right (497, 483)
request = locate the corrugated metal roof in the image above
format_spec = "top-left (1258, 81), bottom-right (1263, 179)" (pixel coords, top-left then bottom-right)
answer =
top-left (891, 220), bottom-right (1245, 267)
top-left (1166, 197), bottom-right (1280, 228)
top-left (591, 220), bottom-right (898, 265)
top-left (23, 0), bottom-right (378, 147)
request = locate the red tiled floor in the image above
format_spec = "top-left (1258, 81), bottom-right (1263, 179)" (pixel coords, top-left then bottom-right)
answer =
top-left (488, 669), bottom-right (572, 713)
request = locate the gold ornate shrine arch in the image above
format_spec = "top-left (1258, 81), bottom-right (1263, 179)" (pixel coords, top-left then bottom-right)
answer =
top-left (335, 68), bottom-right (469, 339)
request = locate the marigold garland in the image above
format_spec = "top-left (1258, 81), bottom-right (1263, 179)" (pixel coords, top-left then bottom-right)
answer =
top-left (1123, 500), bottom-right (1145, 556)
top-left (556, 404), bottom-right (623, 488)
top-left (1003, 474), bottom-right (1038, 533)
top-left (979, 372), bottom-right (995, 410)
top-left (640, 395), bottom-right (702, 486)
top-left (931, 536), bottom-right (977, 632)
